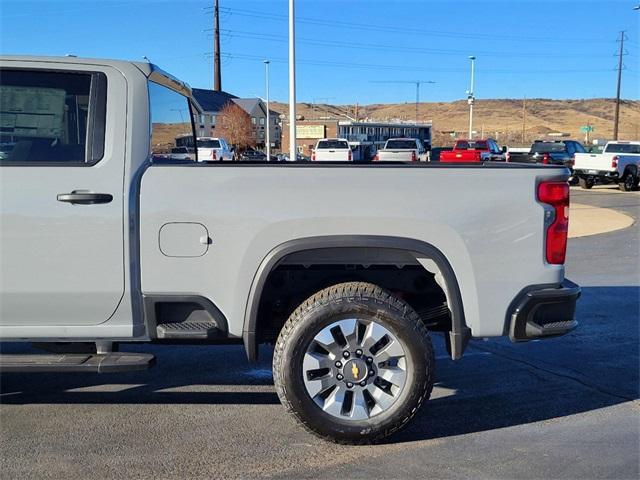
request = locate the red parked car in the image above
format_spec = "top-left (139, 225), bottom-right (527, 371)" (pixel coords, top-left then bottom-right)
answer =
top-left (439, 138), bottom-right (506, 162)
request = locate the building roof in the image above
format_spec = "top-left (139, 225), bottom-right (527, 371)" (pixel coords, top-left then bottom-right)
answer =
top-left (191, 88), bottom-right (238, 113)
top-left (232, 98), bottom-right (262, 114)
top-left (192, 89), bottom-right (280, 118)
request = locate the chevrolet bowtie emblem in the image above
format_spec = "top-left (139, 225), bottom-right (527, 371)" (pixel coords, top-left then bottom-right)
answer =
top-left (352, 363), bottom-right (360, 380)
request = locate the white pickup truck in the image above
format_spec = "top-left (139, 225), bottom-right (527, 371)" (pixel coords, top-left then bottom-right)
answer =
top-left (312, 138), bottom-right (352, 161)
top-left (0, 56), bottom-right (580, 444)
top-left (375, 138), bottom-right (428, 162)
top-left (196, 136), bottom-right (233, 162)
top-left (574, 141), bottom-right (640, 191)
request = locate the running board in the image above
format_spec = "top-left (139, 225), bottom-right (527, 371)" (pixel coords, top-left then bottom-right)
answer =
top-left (0, 352), bottom-right (155, 373)
top-left (156, 320), bottom-right (221, 339)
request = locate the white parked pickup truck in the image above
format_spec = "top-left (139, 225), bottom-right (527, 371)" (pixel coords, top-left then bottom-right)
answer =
top-left (574, 141), bottom-right (640, 191)
top-left (375, 138), bottom-right (428, 162)
top-left (312, 138), bottom-right (352, 161)
top-left (0, 56), bottom-right (580, 444)
top-left (196, 136), bottom-right (233, 162)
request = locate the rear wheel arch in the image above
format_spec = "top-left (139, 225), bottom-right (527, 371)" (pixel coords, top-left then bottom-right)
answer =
top-left (242, 235), bottom-right (470, 361)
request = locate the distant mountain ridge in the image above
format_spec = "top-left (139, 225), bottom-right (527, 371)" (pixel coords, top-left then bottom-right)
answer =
top-left (270, 98), bottom-right (639, 145)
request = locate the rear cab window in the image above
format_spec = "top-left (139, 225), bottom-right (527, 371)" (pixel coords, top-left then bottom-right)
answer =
top-left (531, 142), bottom-right (567, 153)
top-left (0, 69), bottom-right (106, 164)
top-left (457, 140), bottom-right (487, 150)
top-left (605, 143), bottom-right (640, 154)
top-left (317, 140), bottom-right (349, 149)
top-left (149, 81), bottom-right (197, 162)
top-left (197, 139), bottom-right (221, 149)
top-left (386, 140), bottom-right (417, 149)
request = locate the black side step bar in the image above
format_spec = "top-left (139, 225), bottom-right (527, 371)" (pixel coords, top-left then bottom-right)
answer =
top-left (0, 352), bottom-right (155, 373)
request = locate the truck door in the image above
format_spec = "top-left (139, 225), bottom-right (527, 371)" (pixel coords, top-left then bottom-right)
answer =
top-left (0, 64), bottom-right (125, 327)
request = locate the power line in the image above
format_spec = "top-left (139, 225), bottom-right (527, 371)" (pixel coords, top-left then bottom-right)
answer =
top-left (205, 51), bottom-right (617, 75)
top-left (211, 28), bottom-right (619, 59)
top-left (218, 6), bottom-right (615, 45)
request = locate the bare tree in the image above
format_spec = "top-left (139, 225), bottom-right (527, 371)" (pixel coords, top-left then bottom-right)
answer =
top-left (216, 102), bottom-right (255, 154)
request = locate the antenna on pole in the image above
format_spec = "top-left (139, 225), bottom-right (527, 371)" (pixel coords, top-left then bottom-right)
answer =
top-left (370, 80), bottom-right (435, 123)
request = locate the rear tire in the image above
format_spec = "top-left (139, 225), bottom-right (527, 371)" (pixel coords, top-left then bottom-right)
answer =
top-left (619, 170), bottom-right (638, 192)
top-left (578, 176), bottom-right (594, 189)
top-left (273, 281), bottom-right (434, 444)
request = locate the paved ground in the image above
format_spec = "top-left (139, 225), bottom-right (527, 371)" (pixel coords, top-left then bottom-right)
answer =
top-left (569, 201), bottom-right (634, 238)
top-left (1, 186), bottom-right (638, 479)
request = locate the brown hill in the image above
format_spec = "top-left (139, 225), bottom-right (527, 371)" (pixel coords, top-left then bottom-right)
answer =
top-left (270, 99), bottom-right (639, 146)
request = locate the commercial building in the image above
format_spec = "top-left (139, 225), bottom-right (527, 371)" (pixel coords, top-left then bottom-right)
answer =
top-left (282, 119), bottom-right (432, 161)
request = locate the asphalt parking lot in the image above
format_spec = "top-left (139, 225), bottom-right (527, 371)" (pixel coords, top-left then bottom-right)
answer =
top-left (1, 186), bottom-right (638, 480)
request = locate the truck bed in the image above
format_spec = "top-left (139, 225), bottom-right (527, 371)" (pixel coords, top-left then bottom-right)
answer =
top-left (574, 152), bottom-right (616, 172)
top-left (139, 162), bottom-right (568, 340)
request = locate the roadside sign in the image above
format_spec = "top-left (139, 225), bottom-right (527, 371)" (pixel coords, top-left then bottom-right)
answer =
top-left (296, 125), bottom-right (325, 138)
top-left (580, 125), bottom-right (594, 133)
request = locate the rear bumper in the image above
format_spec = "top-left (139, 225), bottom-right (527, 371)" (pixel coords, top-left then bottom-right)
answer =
top-left (509, 280), bottom-right (581, 342)
top-left (574, 169), bottom-right (619, 180)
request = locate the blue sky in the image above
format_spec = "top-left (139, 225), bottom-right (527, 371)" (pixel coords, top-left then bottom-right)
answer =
top-left (1, 0), bottom-right (638, 104)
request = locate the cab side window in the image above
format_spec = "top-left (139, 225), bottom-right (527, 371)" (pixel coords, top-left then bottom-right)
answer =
top-left (0, 69), bottom-right (106, 164)
top-left (148, 81), bottom-right (196, 161)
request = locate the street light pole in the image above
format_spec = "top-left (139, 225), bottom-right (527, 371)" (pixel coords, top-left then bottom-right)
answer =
top-left (468, 56), bottom-right (476, 139)
top-left (288, 0), bottom-right (296, 161)
top-left (263, 60), bottom-right (271, 160)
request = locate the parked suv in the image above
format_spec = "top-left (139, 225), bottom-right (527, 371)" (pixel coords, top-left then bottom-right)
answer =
top-left (527, 140), bottom-right (585, 167)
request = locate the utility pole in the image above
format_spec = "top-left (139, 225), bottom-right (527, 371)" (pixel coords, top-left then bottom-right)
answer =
top-left (263, 60), bottom-right (271, 160)
top-left (522, 96), bottom-right (526, 144)
top-left (613, 31), bottom-right (625, 140)
top-left (288, 0), bottom-right (296, 162)
top-left (213, 0), bottom-right (221, 91)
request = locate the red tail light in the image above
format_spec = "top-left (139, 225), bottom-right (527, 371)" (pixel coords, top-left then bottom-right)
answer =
top-left (411, 150), bottom-right (417, 162)
top-left (374, 153), bottom-right (379, 161)
top-left (506, 153), bottom-right (511, 162)
top-left (538, 181), bottom-right (569, 265)
top-left (311, 151), bottom-right (316, 161)
top-left (211, 149), bottom-right (217, 160)
top-left (542, 153), bottom-right (550, 164)
top-left (348, 150), bottom-right (352, 161)
top-left (612, 155), bottom-right (619, 168)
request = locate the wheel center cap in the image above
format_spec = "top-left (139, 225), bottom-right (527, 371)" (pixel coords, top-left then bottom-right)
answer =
top-left (343, 358), bottom-right (367, 383)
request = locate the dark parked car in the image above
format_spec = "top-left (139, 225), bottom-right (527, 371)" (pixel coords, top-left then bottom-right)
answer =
top-left (238, 149), bottom-right (267, 162)
top-left (526, 140), bottom-right (585, 168)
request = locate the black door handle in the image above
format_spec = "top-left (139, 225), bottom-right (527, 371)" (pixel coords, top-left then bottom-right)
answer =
top-left (57, 191), bottom-right (113, 205)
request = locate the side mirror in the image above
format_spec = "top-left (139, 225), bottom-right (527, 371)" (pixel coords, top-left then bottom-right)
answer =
top-left (501, 145), bottom-right (508, 153)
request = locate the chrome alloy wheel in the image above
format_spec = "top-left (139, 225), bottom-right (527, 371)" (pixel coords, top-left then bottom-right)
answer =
top-left (302, 318), bottom-right (408, 421)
